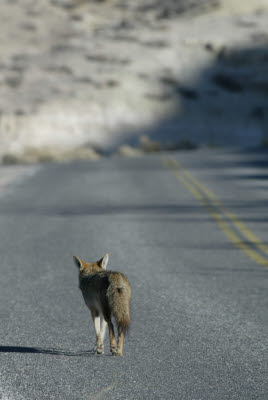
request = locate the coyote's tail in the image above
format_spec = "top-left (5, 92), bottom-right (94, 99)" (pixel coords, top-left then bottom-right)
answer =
top-left (107, 274), bottom-right (131, 334)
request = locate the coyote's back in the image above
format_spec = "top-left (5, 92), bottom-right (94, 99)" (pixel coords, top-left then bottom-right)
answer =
top-left (73, 253), bottom-right (131, 356)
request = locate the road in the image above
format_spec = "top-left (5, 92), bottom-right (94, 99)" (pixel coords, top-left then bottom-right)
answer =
top-left (0, 149), bottom-right (267, 400)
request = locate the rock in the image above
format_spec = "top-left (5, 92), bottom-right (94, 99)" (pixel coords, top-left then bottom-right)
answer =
top-left (139, 135), bottom-right (161, 152)
top-left (116, 145), bottom-right (144, 158)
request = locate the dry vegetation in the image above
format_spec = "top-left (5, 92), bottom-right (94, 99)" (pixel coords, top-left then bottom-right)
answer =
top-left (0, 0), bottom-right (268, 163)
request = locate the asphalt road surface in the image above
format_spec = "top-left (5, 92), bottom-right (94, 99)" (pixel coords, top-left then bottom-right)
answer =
top-left (0, 149), bottom-right (267, 400)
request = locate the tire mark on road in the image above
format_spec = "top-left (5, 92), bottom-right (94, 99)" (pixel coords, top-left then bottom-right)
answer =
top-left (87, 382), bottom-right (117, 400)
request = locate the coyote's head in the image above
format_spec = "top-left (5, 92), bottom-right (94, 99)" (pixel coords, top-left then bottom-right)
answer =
top-left (73, 253), bottom-right (109, 272)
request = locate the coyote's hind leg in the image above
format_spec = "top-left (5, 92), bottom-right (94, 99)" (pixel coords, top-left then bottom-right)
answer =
top-left (117, 326), bottom-right (124, 356)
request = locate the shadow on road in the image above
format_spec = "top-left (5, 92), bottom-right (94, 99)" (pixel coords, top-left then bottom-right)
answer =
top-left (1, 200), bottom-right (268, 218)
top-left (0, 346), bottom-right (98, 357)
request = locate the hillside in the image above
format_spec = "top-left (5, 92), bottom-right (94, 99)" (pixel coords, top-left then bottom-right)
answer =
top-left (0, 0), bottom-right (268, 162)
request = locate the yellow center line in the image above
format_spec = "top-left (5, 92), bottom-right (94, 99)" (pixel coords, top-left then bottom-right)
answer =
top-left (173, 159), bottom-right (268, 257)
top-left (163, 158), bottom-right (268, 268)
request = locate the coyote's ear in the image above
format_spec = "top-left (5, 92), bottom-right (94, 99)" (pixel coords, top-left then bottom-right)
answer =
top-left (73, 256), bottom-right (84, 269)
top-left (99, 253), bottom-right (109, 269)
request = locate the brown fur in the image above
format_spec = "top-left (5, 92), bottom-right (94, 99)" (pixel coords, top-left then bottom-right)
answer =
top-left (73, 254), bottom-right (131, 356)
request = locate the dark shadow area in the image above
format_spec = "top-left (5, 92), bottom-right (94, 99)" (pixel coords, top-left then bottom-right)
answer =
top-left (228, 147), bottom-right (268, 165)
top-left (136, 0), bottom-right (219, 18)
top-left (0, 197), bottom-right (268, 218)
top-left (0, 203), bottom-right (207, 217)
top-left (2, 200), bottom-right (268, 217)
top-left (188, 148), bottom-right (268, 187)
top-left (0, 345), bottom-right (98, 357)
top-left (166, 266), bottom-right (268, 276)
top-left (132, 215), bottom-right (268, 224)
top-left (187, 149), bottom-right (268, 170)
top-left (182, 241), bottom-right (268, 250)
top-left (116, 42), bottom-right (268, 152)
top-left (224, 174), bottom-right (268, 181)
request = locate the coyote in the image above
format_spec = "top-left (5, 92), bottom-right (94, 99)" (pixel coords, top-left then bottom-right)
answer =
top-left (73, 253), bottom-right (131, 356)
